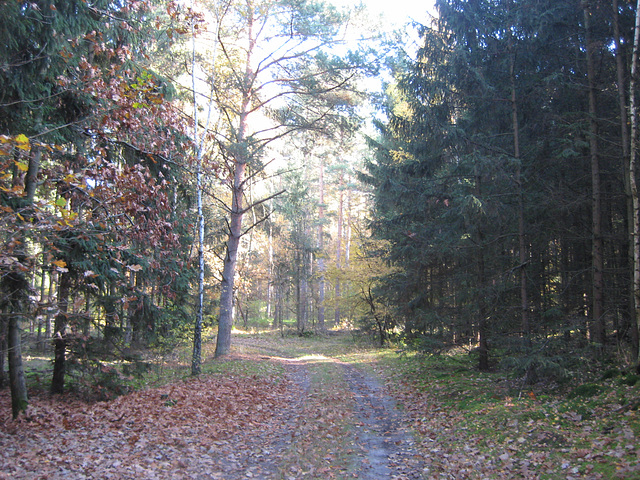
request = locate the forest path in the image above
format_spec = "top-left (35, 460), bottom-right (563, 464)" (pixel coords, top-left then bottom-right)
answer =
top-left (0, 332), bottom-right (426, 480)
top-left (227, 334), bottom-right (427, 479)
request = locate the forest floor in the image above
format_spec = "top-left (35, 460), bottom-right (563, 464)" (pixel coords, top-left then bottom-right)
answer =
top-left (1, 330), bottom-right (640, 479)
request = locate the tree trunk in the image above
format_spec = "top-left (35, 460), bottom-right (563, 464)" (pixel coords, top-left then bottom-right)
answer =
top-left (8, 314), bottom-right (28, 418)
top-left (334, 172), bottom-right (344, 326)
top-left (215, 7), bottom-right (255, 358)
top-left (509, 45), bottom-right (530, 341)
top-left (51, 271), bottom-right (71, 394)
top-left (191, 165), bottom-right (205, 373)
top-left (0, 319), bottom-right (6, 388)
top-left (317, 158), bottom-right (326, 331)
top-left (4, 147), bottom-right (41, 413)
top-left (478, 251), bottom-right (490, 371)
top-left (215, 158), bottom-right (247, 357)
top-left (267, 208), bottom-right (274, 321)
top-left (583, 3), bottom-right (605, 348)
top-left (613, 0), bottom-right (638, 360)
top-left (630, 0), bottom-right (640, 369)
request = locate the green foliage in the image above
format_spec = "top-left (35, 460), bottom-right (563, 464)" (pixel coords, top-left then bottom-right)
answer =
top-left (363, 0), bottom-right (634, 373)
top-left (621, 374), bottom-right (640, 387)
top-left (567, 384), bottom-right (602, 399)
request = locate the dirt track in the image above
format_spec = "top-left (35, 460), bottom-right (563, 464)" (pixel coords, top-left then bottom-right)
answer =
top-left (1, 334), bottom-right (426, 479)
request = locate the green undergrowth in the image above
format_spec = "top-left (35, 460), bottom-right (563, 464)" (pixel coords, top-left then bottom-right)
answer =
top-left (378, 351), bottom-right (640, 479)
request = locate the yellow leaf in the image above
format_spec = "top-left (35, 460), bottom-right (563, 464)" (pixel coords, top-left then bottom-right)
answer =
top-left (15, 161), bottom-right (28, 172)
top-left (52, 259), bottom-right (67, 268)
top-left (15, 134), bottom-right (29, 151)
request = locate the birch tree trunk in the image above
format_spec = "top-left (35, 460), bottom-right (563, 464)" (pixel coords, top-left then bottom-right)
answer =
top-left (0, 320), bottom-right (5, 389)
top-left (190, 0), bottom-right (222, 373)
top-left (317, 158), bottom-right (326, 331)
top-left (267, 205), bottom-right (274, 321)
top-left (334, 170), bottom-right (344, 326)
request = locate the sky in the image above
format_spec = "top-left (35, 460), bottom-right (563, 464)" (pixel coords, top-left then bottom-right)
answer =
top-left (331, 0), bottom-right (436, 28)
top-left (362, 0), bottom-right (435, 27)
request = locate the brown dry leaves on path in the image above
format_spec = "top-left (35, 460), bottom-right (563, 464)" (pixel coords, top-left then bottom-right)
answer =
top-left (0, 341), bottom-right (425, 480)
top-left (0, 354), bottom-right (296, 479)
top-left (8, 333), bottom-right (637, 480)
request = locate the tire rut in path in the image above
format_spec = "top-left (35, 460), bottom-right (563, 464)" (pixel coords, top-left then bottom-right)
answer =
top-left (214, 357), bottom-right (426, 479)
top-left (341, 364), bottom-right (426, 480)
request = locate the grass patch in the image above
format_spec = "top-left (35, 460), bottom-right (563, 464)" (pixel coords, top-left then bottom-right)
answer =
top-left (378, 350), bottom-right (640, 479)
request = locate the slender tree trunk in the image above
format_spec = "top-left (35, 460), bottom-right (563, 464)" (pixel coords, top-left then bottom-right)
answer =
top-left (474, 168), bottom-right (490, 371)
top-left (8, 314), bottom-right (28, 418)
top-left (37, 260), bottom-right (46, 349)
top-left (297, 257), bottom-right (309, 334)
top-left (345, 186), bottom-right (352, 269)
top-left (190, 0), bottom-right (224, 371)
top-left (509, 46), bottom-right (530, 341)
top-left (0, 319), bottom-right (6, 388)
top-left (334, 172), bottom-right (344, 326)
top-left (583, 3), bottom-right (605, 348)
top-left (267, 208), bottom-right (274, 321)
top-left (44, 269), bottom-right (56, 351)
top-left (345, 184), bottom-right (353, 324)
top-left (478, 248), bottom-right (490, 371)
top-left (317, 158), bottom-right (326, 331)
top-left (191, 164), bottom-right (205, 374)
top-left (613, 0), bottom-right (638, 359)
top-left (4, 147), bottom-right (41, 413)
top-left (51, 270), bottom-right (71, 394)
top-left (630, 0), bottom-right (640, 370)
top-left (190, 9), bottom-right (204, 375)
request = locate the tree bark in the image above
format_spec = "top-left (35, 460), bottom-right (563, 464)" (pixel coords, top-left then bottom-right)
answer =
top-left (51, 270), bottom-right (71, 394)
top-left (215, 157), bottom-right (247, 357)
top-left (583, 3), bottom-right (606, 348)
top-left (8, 313), bottom-right (28, 418)
top-left (267, 207), bottom-right (274, 321)
top-left (509, 43), bottom-right (530, 341)
top-left (613, 0), bottom-right (639, 360)
top-left (630, 0), bottom-right (640, 369)
top-left (478, 247), bottom-right (490, 371)
top-left (317, 158), bottom-right (326, 331)
top-left (215, 5), bottom-right (255, 357)
top-left (334, 170), bottom-right (344, 326)
top-left (4, 147), bottom-right (41, 413)
top-left (0, 319), bottom-right (6, 388)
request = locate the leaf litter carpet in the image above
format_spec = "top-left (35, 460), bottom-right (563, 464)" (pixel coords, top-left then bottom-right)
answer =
top-left (0, 354), bottom-right (426, 480)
